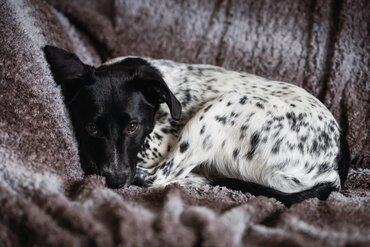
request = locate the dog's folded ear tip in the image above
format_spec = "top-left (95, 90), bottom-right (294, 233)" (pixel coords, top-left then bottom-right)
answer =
top-left (170, 111), bottom-right (182, 121)
top-left (170, 98), bottom-right (182, 120)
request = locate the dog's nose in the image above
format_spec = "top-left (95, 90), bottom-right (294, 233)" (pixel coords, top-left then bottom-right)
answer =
top-left (102, 170), bottom-right (130, 189)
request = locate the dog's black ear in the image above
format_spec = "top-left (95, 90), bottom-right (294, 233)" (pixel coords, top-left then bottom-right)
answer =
top-left (43, 45), bottom-right (93, 101)
top-left (134, 64), bottom-right (182, 120)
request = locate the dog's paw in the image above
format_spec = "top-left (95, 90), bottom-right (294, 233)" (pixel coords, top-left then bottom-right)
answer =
top-left (132, 167), bottom-right (156, 187)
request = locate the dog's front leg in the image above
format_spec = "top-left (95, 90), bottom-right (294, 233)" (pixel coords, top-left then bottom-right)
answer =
top-left (135, 123), bottom-right (211, 187)
top-left (133, 165), bottom-right (208, 188)
top-left (134, 155), bottom-right (202, 187)
top-left (132, 166), bottom-right (154, 187)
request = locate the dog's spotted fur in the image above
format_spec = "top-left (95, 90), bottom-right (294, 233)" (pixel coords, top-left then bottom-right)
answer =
top-left (106, 57), bottom-right (343, 194)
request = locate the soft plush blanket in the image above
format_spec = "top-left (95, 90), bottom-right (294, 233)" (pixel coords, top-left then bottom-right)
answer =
top-left (0, 0), bottom-right (369, 246)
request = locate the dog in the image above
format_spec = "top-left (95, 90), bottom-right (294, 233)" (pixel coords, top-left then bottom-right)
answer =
top-left (44, 45), bottom-right (350, 206)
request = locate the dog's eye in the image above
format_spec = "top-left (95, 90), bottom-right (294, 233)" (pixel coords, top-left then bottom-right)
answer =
top-left (86, 122), bottom-right (100, 136)
top-left (126, 121), bottom-right (138, 134)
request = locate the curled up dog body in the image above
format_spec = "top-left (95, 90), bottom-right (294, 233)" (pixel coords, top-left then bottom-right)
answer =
top-left (44, 46), bottom-right (350, 206)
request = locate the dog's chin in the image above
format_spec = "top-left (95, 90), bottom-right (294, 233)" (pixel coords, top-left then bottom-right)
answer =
top-left (106, 182), bottom-right (125, 189)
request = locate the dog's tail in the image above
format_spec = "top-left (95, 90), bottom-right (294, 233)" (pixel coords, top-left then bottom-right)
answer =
top-left (337, 132), bottom-right (351, 187)
top-left (210, 179), bottom-right (336, 207)
top-left (211, 133), bottom-right (351, 207)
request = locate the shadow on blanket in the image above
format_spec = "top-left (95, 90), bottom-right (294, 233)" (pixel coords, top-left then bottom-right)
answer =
top-left (0, 0), bottom-right (369, 246)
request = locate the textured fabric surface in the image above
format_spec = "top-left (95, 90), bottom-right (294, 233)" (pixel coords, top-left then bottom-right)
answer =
top-left (0, 0), bottom-right (369, 246)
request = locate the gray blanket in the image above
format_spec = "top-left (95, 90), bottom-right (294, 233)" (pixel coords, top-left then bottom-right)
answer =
top-left (0, 0), bottom-right (369, 246)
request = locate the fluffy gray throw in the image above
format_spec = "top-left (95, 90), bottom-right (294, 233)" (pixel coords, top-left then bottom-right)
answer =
top-left (0, 0), bottom-right (369, 246)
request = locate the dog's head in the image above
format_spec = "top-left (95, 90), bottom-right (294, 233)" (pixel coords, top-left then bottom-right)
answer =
top-left (43, 46), bottom-right (181, 188)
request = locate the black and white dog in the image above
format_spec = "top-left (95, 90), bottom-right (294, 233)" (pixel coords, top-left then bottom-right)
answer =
top-left (44, 45), bottom-right (350, 206)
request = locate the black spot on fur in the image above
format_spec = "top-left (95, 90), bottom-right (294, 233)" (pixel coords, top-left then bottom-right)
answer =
top-left (161, 160), bottom-right (174, 176)
top-left (292, 178), bottom-right (301, 185)
top-left (154, 132), bottom-right (163, 141)
top-left (298, 113), bottom-right (307, 120)
top-left (273, 116), bottom-right (284, 122)
top-left (179, 142), bottom-right (189, 153)
top-left (240, 125), bottom-right (249, 140)
top-left (274, 123), bottom-right (284, 130)
top-left (175, 168), bottom-right (185, 177)
top-left (272, 130), bottom-right (281, 138)
top-left (200, 125), bottom-right (206, 135)
top-left (215, 116), bottom-right (227, 125)
top-left (233, 149), bottom-right (240, 160)
top-left (298, 143), bottom-right (304, 153)
top-left (256, 102), bottom-right (264, 109)
top-left (239, 96), bottom-right (248, 105)
top-left (318, 162), bottom-right (331, 174)
top-left (241, 125), bottom-right (248, 131)
top-left (185, 90), bottom-right (192, 103)
top-left (246, 132), bottom-right (260, 160)
top-left (287, 142), bottom-right (295, 150)
top-left (151, 151), bottom-right (159, 159)
top-left (161, 127), bottom-right (170, 134)
top-left (204, 104), bottom-right (213, 112)
top-left (320, 131), bottom-right (331, 150)
top-left (202, 135), bottom-right (212, 150)
top-left (311, 140), bottom-right (318, 153)
top-left (272, 138), bottom-right (284, 153)
top-left (307, 166), bottom-right (315, 174)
